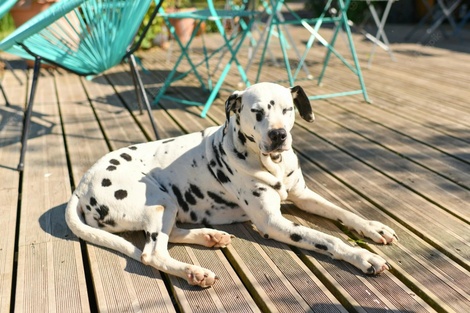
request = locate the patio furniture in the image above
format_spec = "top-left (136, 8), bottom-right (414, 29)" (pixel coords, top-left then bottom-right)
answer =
top-left (253, 0), bottom-right (370, 102)
top-left (357, 0), bottom-right (397, 67)
top-left (405, 0), bottom-right (462, 43)
top-left (0, 0), bottom-right (164, 171)
top-left (153, 0), bottom-right (260, 118)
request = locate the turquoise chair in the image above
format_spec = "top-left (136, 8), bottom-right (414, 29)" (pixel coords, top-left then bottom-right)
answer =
top-left (153, 0), bottom-right (260, 118)
top-left (255, 0), bottom-right (370, 102)
top-left (0, 0), bottom-right (164, 171)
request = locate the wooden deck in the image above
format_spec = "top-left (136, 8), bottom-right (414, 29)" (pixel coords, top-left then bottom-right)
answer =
top-left (1, 23), bottom-right (470, 313)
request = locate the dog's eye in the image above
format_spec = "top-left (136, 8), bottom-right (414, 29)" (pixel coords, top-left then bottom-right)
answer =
top-left (283, 107), bottom-right (293, 115)
top-left (251, 109), bottom-right (265, 122)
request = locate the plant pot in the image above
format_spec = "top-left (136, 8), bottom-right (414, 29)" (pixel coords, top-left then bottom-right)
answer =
top-left (168, 7), bottom-right (198, 45)
top-left (10, 0), bottom-right (57, 27)
top-left (10, 0), bottom-right (61, 69)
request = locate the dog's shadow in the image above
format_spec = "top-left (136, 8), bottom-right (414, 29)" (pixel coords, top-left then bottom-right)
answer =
top-left (39, 203), bottom-right (369, 283)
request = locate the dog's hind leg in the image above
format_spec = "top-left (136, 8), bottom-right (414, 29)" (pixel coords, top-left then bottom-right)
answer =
top-left (140, 205), bottom-right (218, 288)
top-left (169, 226), bottom-right (233, 248)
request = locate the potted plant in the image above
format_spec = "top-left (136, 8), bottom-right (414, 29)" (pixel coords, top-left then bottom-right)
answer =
top-left (10, 0), bottom-right (58, 27)
top-left (166, 0), bottom-right (199, 45)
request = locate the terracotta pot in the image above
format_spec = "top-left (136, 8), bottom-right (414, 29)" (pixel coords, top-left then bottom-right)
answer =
top-left (10, 1), bottom-right (63, 69)
top-left (168, 8), bottom-right (197, 45)
top-left (10, 0), bottom-right (57, 27)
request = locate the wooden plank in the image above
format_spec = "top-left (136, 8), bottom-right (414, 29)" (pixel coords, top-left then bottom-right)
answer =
top-left (219, 223), bottom-right (349, 313)
top-left (0, 67), bottom-right (24, 313)
top-left (16, 69), bottom-right (90, 313)
top-left (58, 72), bottom-right (176, 312)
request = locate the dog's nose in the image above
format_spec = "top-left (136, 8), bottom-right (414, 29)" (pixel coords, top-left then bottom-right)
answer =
top-left (268, 128), bottom-right (287, 144)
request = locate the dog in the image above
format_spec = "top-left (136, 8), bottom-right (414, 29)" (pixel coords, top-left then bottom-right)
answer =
top-left (66, 82), bottom-right (397, 288)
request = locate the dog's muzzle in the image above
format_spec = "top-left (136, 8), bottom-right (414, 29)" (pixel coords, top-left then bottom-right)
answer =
top-left (266, 128), bottom-right (288, 152)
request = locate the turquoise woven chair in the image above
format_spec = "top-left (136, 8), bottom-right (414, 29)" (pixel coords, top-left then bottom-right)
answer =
top-left (0, 0), bottom-right (164, 171)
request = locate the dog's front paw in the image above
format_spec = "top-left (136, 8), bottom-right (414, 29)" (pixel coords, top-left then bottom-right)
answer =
top-left (355, 220), bottom-right (398, 245)
top-left (352, 248), bottom-right (391, 275)
top-left (203, 230), bottom-right (234, 248)
top-left (185, 266), bottom-right (218, 288)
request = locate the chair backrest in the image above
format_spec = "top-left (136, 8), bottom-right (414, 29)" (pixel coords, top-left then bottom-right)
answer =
top-left (0, 0), bottom-right (153, 75)
top-left (0, 0), bottom-right (18, 19)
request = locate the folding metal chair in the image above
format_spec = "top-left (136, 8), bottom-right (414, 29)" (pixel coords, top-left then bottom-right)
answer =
top-left (0, 0), bottom-right (164, 171)
top-left (153, 0), bottom-right (260, 118)
top-left (405, 0), bottom-right (462, 43)
top-left (255, 0), bottom-right (369, 102)
top-left (359, 0), bottom-right (397, 67)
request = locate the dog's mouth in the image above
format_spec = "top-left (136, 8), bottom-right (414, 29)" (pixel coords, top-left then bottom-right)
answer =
top-left (261, 143), bottom-right (289, 155)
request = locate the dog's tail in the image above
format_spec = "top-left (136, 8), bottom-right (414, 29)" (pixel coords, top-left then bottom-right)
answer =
top-left (65, 193), bottom-right (142, 261)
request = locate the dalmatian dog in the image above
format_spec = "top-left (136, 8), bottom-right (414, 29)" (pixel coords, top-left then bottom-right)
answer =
top-left (66, 82), bottom-right (397, 288)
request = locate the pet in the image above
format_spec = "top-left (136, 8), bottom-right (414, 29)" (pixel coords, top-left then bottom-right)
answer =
top-left (66, 82), bottom-right (396, 288)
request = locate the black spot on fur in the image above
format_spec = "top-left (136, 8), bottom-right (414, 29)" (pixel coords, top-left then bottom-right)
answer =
top-left (315, 244), bottom-right (328, 251)
top-left (209, 160), bottom-right (216, 167)
top-left (129, 146), bottom-right (137, 150)
top-left (151, 232), bottom-right (158, 241)
top-left (245, 134), bottom-right (255, 143)
top-left (264, 234), bottom-right (269, 239)
top-left (162, 138), bottom-right (175, 144)
top-left (268, 104), bottom-right (271, 110)
top-left (191, 159), bottom-right (197, 168)
top-left (290, 233), bottom-right (302, 242)
top-left (238, 131), bottom-right (246, 145)
top-left (207, 191), bottom-right (238, 208)
top-left (244, 199), bottom-right (249, 205)
top-left (205, 210), bottom-right (212, 216)
top-left (252, 186), bottom-right (267, 197)
top-left (86, 205), bottom-right (92, 211)
top-left (270, 100), bottom-right (275, 105)
top-left (101, 178), bottom-right (112, 187)
top-left (120, 153), bottom-right (132, 162)
top-left (287, 170), bottom-right (295, 177)
top-left (190, 211), bottom-right (198, 222)
top-left (104, 219), bottom-right (116, 227)
top-left (110, 159), bottom-right (120, 166)
top-left (172, 185), bottom-right (189, 212)
top-left (159, 185), bottom-right (168, 193)
top-left (114, 189), bottom-right (128, 200)
top-left (233, 148), bottom-right (246, 160)
top-left (106, 165), bottom-right (117, 171)
top-left (90, 197), bottom-right (97, 206)
top-left (185, 190), bottom-right (197, 205)
top-left (272, 182), bottom-right (282, 190)
top-left (96, 205), bottom-right (109, 220)
top-left (189, 184), bottom-right (204, 199)
top-left (216, 170), bottom-right (231, 183)
top-left (201, 218), bottom-right (209, 225)
top-left (293, 222), bottom-right (300, 227)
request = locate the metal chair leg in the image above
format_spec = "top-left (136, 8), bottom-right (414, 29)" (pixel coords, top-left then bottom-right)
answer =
top-left (128, 54), bottom-right (159, 140)
top-left (18, 56), bottom-right (42, 172)
top-left (129, 57), bottom-right (144, 115)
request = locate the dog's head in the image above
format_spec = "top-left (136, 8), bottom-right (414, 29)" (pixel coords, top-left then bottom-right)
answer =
top-left (225, 82), bottom-right (314, 155)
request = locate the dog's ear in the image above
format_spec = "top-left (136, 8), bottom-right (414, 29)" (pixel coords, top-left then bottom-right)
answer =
top-left (291, 86), bottom-right (314, 123)
top-left (225, 91), bottom-right (243, 122)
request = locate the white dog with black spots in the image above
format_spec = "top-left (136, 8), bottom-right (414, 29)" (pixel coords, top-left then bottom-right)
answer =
top-left (66, 82), bottom-right (397, 288)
